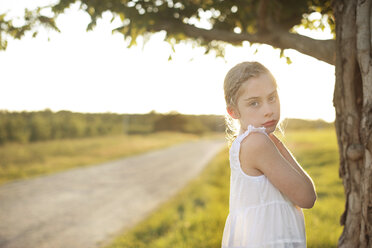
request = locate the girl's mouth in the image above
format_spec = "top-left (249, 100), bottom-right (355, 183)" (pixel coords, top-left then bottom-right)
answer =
top-left (263, 120), bottom-right (276, 127)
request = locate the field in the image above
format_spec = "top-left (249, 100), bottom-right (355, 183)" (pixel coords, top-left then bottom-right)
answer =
top-left (0, 132), bottom-right (205, 185)
top-left (104, 127), bottom-right (344, 248)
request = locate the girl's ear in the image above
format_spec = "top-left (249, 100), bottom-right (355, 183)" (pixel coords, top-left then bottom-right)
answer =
top-left (227, 106), bottom-right (240, 119)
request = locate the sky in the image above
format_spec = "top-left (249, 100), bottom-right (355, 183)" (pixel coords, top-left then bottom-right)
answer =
top-left (0, 1), bottom-right (336, 122)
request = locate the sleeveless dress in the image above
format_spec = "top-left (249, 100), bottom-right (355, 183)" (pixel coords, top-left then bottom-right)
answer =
top-left (221, 125), bottom-right (306, 248)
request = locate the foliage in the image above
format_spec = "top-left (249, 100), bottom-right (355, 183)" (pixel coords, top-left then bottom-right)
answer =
top-left (109, 111), bottom-right (224, 134)
top-left (104, 128), bottom-right (343, 248)
top-left (0, 7), bottom-right (60, 50)
top-left (153, 113), bottom-right (210, 134)
top-left (153, 113), bottom-right (188, 132)
top-left (0, 0), bottom-right (334, 63)
top-left (300, 0), bottom-right (334, 33)
top-left (280, 118), bottom-right (334, 131)
top-left (0, 109), bottom-right (225, 145)
top-left (0, 109), bottom-right (334, 145)
top-left (0, 109), bottom-right (124, 144)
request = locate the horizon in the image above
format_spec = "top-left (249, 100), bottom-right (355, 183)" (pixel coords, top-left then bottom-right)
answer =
top-left (0, 107), bottom-right (335, 124)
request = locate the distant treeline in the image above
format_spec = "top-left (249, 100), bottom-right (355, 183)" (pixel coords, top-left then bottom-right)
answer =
top-left (280, 118), bottom-right (334, 130)
top-left (0, 110), bottom-right (225, 145)
top-left (0, 109), bottom-right (334, 145)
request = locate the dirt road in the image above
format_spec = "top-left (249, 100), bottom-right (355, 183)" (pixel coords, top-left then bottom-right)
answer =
top-left (0, 139), bottom-right (225, 248)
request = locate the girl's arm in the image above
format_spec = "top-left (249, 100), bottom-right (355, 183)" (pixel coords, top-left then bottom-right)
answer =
top-left (268, 133), bottom-right (314, 182)
top-left (240, 132), bottom-right (317, 209)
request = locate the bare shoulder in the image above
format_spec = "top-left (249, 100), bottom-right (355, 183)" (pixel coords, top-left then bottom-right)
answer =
top-left (240, 132), bottom-right (275, 175)
top-left (240, 132), bottom-right (274, 153)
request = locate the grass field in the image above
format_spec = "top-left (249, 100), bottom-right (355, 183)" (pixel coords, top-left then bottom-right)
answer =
top-left (0, 132), bottom-right (213, 185)
top-left (104, 127), bottom-right (345, 248)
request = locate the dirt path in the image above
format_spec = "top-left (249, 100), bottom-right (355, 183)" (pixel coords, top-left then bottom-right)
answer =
top-left (0, 139), bottom-right (225, 248)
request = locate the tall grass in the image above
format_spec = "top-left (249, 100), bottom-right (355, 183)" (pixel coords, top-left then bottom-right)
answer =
top-left (0, 132), bottom-right (205, 185)
top-left (280, 129), bottom-right (344, 247)
top-left (104, 128), bottom-right (344, 248)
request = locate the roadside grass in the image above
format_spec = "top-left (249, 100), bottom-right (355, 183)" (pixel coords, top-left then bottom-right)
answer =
top-left (104, 127), bottom-right (344, 248)
top-left (0, 132), bottom-right (217, 185)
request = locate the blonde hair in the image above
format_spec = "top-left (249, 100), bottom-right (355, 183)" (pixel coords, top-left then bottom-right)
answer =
top-left (223, 61), bottom-right (283, 146)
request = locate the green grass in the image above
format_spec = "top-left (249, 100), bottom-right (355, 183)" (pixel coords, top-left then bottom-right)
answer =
top-left (279, 128), bottom-right (344, 247)
top-left (0, 132), bottom-right (214, 185)
top-left (104, 127), bottom-right (344, 248)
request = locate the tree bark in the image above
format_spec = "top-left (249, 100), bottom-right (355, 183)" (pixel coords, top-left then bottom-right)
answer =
top-left (333, 0), bottom-right (372, 247)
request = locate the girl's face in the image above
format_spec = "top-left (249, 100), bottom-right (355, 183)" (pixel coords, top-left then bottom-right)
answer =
top-left (227, 73), bottom-right (280, 134)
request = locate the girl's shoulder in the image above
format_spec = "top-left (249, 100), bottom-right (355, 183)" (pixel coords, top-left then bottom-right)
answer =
top-left (235, 125), bottom-right (269, 146)
top-left (240, 131), bottom-right (273, 159)
top-left (234, 125), bottom-right (273, 161)
top-left (236, 125), bottom-right (272, 177)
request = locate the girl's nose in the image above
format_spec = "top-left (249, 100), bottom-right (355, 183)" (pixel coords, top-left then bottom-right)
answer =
top-left (264, 103), bottom-right (273, 117)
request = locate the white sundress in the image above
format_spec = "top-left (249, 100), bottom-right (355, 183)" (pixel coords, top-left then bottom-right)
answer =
top-left (221, 125), bottom-right (306, 248)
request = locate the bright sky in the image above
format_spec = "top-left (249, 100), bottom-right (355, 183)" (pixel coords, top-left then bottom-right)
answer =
top-left (0, 1), bottom-right (336, 122)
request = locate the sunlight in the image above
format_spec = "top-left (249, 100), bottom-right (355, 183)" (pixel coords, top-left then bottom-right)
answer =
top-left (0, 1), bottom-right (335, 122)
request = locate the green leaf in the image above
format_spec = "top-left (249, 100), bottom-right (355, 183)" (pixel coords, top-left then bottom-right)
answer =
top-left (286, 56), bottom-right (292, 65)
top-left (119, 13), bottom-right (125, 22)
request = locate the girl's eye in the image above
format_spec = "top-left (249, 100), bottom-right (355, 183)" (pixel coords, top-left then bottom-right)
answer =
top-left (269, 96), bottom-right (276, 102)
top-left (249, 101), bottom-right (259, 107)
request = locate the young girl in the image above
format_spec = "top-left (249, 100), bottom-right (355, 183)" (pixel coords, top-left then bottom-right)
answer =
top-left (221, 61), bottom-right (317, 248)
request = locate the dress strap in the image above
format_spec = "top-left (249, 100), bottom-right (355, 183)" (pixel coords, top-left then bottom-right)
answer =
top-left (229, 124), bottom-right (268, 179)
top-left (235, 124), bottom-right (268, 144)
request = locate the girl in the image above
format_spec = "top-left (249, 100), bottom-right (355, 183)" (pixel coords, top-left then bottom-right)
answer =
top-left (221, 61), bottom-right (317, 248)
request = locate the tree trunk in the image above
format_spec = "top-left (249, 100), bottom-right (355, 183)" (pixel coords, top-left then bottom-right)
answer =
top-left (332, 0), bottom-right (372, 247)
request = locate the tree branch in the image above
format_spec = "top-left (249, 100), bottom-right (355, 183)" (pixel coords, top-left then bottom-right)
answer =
top-left (151, 20), bottom-right (336, 65)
